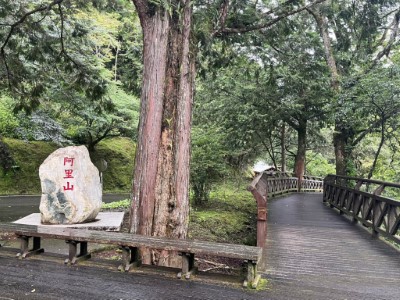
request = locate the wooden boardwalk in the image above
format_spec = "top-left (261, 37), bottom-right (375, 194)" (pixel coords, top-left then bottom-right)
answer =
top-left (262, 193), bottom-right (400, 300)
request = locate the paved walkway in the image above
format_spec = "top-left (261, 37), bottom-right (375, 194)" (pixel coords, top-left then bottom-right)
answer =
top-left (1, 193), bottom-right (399, 299)
top-left (263, 193), bottom-right (400, 300)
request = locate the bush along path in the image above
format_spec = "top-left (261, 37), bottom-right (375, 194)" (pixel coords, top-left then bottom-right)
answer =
top-left (0, 137), bottom-right (135, 195)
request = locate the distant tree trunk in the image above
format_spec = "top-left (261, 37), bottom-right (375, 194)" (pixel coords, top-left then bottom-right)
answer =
top-left (308, 6), bottom-right (346, 175)
top-left (129, 0), bottom-right (194, 267)
top-left (367, 119), bottom-right (385, 180)
top-left (333, 126), bottom-right (347, 176)
top-left (294, 119), bottom-right (307, 180)
top-left (281, 123), bottom-right (286, 172)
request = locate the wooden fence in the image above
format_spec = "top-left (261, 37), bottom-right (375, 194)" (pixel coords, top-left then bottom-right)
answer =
top-left (248, 172), bottom-right (323, 247)
top-left (323, 175), bottom-right (400, 244)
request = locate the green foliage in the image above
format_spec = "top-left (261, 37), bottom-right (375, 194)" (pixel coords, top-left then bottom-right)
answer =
top-left (0, 96), bottom-right (19, 136)
top-left (59, 82), bottom-right (139, 150)
top-left (102, 199), bottom-right (130, 210)
top-left (89, 137), bottom-right (135, 192)
top-left (15, 110), bottom-right (69, 144)
top-left (0, 137), bottom-right (135, 195)
top-left (190, 125), bottom-right (228, 205)
top-left (0, 0), bottom-right (109, 113)
top-left (0, 138), bottom-right (59, 194)
top-left (306, 151), bottom-right (335, 177)
top-left (0, 1), bottom-right (141, 150)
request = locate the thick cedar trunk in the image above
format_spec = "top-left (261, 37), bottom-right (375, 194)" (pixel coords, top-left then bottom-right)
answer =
top-left (130, 0), bottom-right (194, 267)
top-left (294, 120), bottom-right (307, 181)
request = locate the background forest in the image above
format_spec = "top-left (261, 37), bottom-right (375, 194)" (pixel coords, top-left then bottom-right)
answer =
top-left (1, 0), bottom-right (400, 202)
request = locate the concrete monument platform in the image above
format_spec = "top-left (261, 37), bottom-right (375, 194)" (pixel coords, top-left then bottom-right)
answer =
top-left (13, 212), bottom-right (125, 232)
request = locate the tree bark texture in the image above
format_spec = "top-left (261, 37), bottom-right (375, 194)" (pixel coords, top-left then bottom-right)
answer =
top-left (129, 0), bottom-right (194, 267)
top-left (333, 125), bottom-right (347, 176)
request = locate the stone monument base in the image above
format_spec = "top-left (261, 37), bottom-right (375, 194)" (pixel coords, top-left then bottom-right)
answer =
top-left (13, 212), bottom-right (125, 232)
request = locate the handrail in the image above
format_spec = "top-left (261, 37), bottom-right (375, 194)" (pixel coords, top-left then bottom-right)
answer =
top-left (248, 172), bottom-right (323, 247)
top-left (323, 174), bottom-right (400, 244)
top-left (324, 174), bottom-right (400, 189)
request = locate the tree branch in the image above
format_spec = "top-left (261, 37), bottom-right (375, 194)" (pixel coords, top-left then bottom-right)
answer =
top-left (57, 3), bottom-right (79, 67)
top-left (371, 8), bottom-right (400, 68)
top-left (0, 0), bottom-right (65, 89)
top-left (307, 5), bottom-right (340, 91)
top-left (211, 0), bottom-right (231, 38)
top-left (1, 0), bottom-right (64, 54)
top-left (220, 0), bottom-right (327, 35)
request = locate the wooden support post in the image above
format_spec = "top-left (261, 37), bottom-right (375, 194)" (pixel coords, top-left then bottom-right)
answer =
top-left (371, 227), bottom-right (379, 238)
top-left (17, 235), bottom-right (44, 259)
top-left (65, 240), bottom-right (91, 265)
top-left (257, 207), bottom-right (267, 248)
top-left (17, 235), bottom-right (29, 258)
top-left (118, 246), bottom-right (141, 272)
top-left (242, 260), bottom-right (260, 288)
top-left (177, 252), bottom-right (195, 280)
top-left (248, 184), bottom-right (267, 248)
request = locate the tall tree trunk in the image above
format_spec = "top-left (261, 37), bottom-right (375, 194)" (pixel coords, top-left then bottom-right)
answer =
top-left (294, 120), bottom-right (307, 180)
top-left (308, 6), bottom-right (348, 176)
top-left (333, 125), bottom-right (347, 176)
top-left (367, 119), bottom-right (385, 180)
top-left (129, 0), bottom-right (194, 267)
top-left (281, 123), bottom-right (286, 173)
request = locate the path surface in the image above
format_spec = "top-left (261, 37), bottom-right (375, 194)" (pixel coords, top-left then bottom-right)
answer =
top-left (1, 193), bottom-right (399, 299)
top-left (0, 194), bottom-right (129, 222)
top-left (0, 249), bottom-right (264, 300)
top-left (263, 193), bottom-right (400, 300)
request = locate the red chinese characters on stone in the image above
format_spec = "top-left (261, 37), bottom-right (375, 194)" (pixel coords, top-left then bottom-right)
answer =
top-left (64, 169), bottom-right (74, 179)
top-left (63, 181), bottom-right (74, 191)
top-left (64, 157), bottom-right (75, 167)
top-left (63, 157), bottom-right (75, 191)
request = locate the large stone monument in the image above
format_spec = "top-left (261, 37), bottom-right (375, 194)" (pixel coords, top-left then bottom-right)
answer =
top-left (39, 145), bottom-right (102, 224)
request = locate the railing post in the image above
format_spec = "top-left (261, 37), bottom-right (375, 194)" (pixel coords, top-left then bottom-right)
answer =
top-left (248, 174), bottom-right (267, 248)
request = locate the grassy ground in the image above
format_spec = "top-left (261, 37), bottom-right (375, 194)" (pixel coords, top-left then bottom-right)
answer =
top-left (0, 137), bottom-right (135, 195)
top-left (0, 138), bottom-right (59, 194)
top-left (188, 180), bottom-right (257, 245)
top-left (101, 180), bottom-right (257, 246)
top-left (89, 137), bottom-right (135, 193)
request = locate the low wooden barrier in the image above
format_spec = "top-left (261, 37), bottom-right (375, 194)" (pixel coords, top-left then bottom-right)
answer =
top-left (301, 175), bottom-right (324, 192)
top-left (0, 223), bottom-right (263, 288)
top-left (323, 175), bottom-right (400, 244)
top-left (248, 172), bottom-right (323, 247)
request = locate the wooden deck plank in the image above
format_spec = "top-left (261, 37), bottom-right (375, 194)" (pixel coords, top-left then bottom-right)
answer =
top-left (0, 222), bottom-right (262, 261)
top-left (263, 193), bottom-right (400, 299)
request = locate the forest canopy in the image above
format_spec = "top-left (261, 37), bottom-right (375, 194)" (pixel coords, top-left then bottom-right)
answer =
top-left (1, 0), bottom-right (400, 189)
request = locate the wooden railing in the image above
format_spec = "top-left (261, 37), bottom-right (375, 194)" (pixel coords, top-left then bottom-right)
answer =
top-left (323, 175), bottom-right (400, 244)
top-left (248, 172), bottom-right (323, 247)
top-left (302, 175), bottom-right (324, 192)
